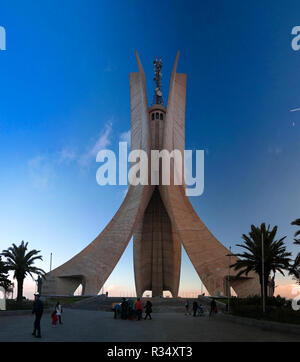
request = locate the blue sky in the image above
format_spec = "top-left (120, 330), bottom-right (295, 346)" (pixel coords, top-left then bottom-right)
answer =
top-left (1, 0), bottom-right (300, 298)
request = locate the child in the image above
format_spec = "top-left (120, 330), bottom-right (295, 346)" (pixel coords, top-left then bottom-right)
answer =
top-left (198, 304), bottom-right (204, 316)
top-left (51, 309), bottom-right (58, 327)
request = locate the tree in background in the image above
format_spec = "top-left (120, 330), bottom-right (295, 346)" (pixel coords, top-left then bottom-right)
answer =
top-left (231, 223), bottom-right (291, 301)
top-left (1, 241), bottom-right (45, 302)
top-left (289, 219), bottom-right (300, 284)
top-left (0, 256), bottom-right (11, 291)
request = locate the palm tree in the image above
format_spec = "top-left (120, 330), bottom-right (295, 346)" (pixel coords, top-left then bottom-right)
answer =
top-left (1, 241), bottom-right (45, 302)
top-left (289, 219), bottom-right (300, 283)
top-left (0, 256), bottom-right (11, 290)
top-left (231, 223), bottom-right (292, 301)
top-left (291, 218), bottom-right (300, 245)
top-left (289, 254), bottom-right (300, 284)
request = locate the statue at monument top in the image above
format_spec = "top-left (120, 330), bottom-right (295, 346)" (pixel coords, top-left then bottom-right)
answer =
top-left (152, 57), bottom-right (164, 106)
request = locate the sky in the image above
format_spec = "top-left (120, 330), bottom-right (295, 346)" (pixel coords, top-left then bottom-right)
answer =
top-left (0, 0), bottom-right (300, 299)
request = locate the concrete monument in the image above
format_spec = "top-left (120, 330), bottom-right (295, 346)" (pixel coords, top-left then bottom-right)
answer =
top-left (42, 52), bottom-right (261, 298)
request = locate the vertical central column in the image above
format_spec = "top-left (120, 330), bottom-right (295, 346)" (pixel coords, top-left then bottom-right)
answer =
top-left (151, 188), bottom-right (164, 297)
top-left (150, 106), bottom-right (166, 297)
top-left (133, 103), bottom-right (181, 298)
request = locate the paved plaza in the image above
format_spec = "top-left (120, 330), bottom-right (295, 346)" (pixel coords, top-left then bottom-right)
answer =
top-left (0, 309), bottom-right (299, 342)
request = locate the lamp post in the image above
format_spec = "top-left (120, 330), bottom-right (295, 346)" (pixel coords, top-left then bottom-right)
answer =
top-left (50, 252), bottom-right (52, 272)
top-left (226, 246), bottom-right (238, 313)
top-left (228, 246), bottom-right (231, 312)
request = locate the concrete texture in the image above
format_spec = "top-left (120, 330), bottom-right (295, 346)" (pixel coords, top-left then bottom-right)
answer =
top-left (134, 188), bottom-right (181, 297)
top-left (42, 51), bottom-right (262, 299)
top-left (0, 309), bottom-right (299, 342)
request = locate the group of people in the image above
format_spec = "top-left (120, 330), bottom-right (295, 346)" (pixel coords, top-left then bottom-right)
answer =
top-left (113, 298), bottom-right (153, 320)
top-left (32, 292), bottom-right (219, 338)
top-left (185, 300), bottom-right (204, 316)
top-left (32, 292), bottom-right (63, 338)
top-left (185, 298), bottom-right (218, 318)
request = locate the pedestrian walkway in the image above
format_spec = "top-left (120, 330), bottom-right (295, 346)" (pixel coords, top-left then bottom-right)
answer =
top-left (0, 309), bottom-right (299, 342)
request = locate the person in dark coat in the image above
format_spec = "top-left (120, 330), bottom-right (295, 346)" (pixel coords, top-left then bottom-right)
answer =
top-left (32, 293), bottom-right (44, 338)
top-left (136, 298), bottom-right (143, 320)
top-left (209, 298), bottom-right (217, 318)
top-left (144, 300), bottom-right (152, 320)
top-left (121, 298), bottom-right (129, 319)
top-left (113, 303), bottom-right (120, 319)
top-left (192, 300), bottom-right (198, 317)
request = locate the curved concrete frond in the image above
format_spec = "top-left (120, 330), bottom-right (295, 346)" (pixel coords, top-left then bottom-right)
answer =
top-left (42, 52), bottom-right (153, 296)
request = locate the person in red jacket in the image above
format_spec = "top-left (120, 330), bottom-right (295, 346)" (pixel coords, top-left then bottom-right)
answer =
top-left (136, 298), bottom-right (143, 320)
top-left (51, 309), bottom-right (58, 327)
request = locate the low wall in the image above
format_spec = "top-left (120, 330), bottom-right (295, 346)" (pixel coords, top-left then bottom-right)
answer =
top-left (0, 309), bottom-right (50, 317)
top-left (219, 312), bottom-right (300, 335)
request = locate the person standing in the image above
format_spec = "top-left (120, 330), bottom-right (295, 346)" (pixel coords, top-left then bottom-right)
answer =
top-left (113, 303), bottom-right (119, 319)
top-left (55, 301), bottom-right (63, 324)
top-left (32, 293), bottom-right (43, 338)
top-left (144, 300), bottom-right (152, 320)
top-left (185, 299), bottom-right (190, 315)
top-left (133, 299), bottom-right (137, 319)
top-left (192, 300), bottom-right (198, 317)
top-left (136, 298), bottom-right (143, 320)
top-left (121, 298), bottom-right (128, 319)
top-left (209, 298), bottom-right (217, 318)
top-left (128, 299), bottom-right (134, 320)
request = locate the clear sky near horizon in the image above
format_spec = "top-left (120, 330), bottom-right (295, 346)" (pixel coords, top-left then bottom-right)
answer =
top-left (0, 0), bottom-right (300, 299)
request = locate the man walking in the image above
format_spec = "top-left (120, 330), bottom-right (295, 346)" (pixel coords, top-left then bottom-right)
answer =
top-left (32, 292), bottom-right (44, 338)
top-left (144, 300), bottom-right (152, 320)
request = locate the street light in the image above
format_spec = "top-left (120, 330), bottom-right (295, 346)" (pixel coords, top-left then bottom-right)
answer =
top-left (226, 246), bottom-right (233, 312)
top-left (226, 246), bottom-right (239, 313)
top-left (50, 252), bottom-right (52, 272)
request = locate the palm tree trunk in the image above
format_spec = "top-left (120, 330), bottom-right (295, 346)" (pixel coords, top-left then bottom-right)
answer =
top-left (259, 274), bottom-right (263, 299)
top-left (16, 278), bottom-right (24, 303)
top-left (260, 272), bottom-right (269, 308)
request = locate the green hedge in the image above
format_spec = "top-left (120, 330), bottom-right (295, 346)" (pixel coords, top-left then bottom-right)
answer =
top-left (6, 300), bottom-right (34, 310)
top-left (230, 295), bottom-right (291, 308)
top-left (5, 299), bottom-right (49, 310)
top-left (229, 296), bottom-right (300, 325)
